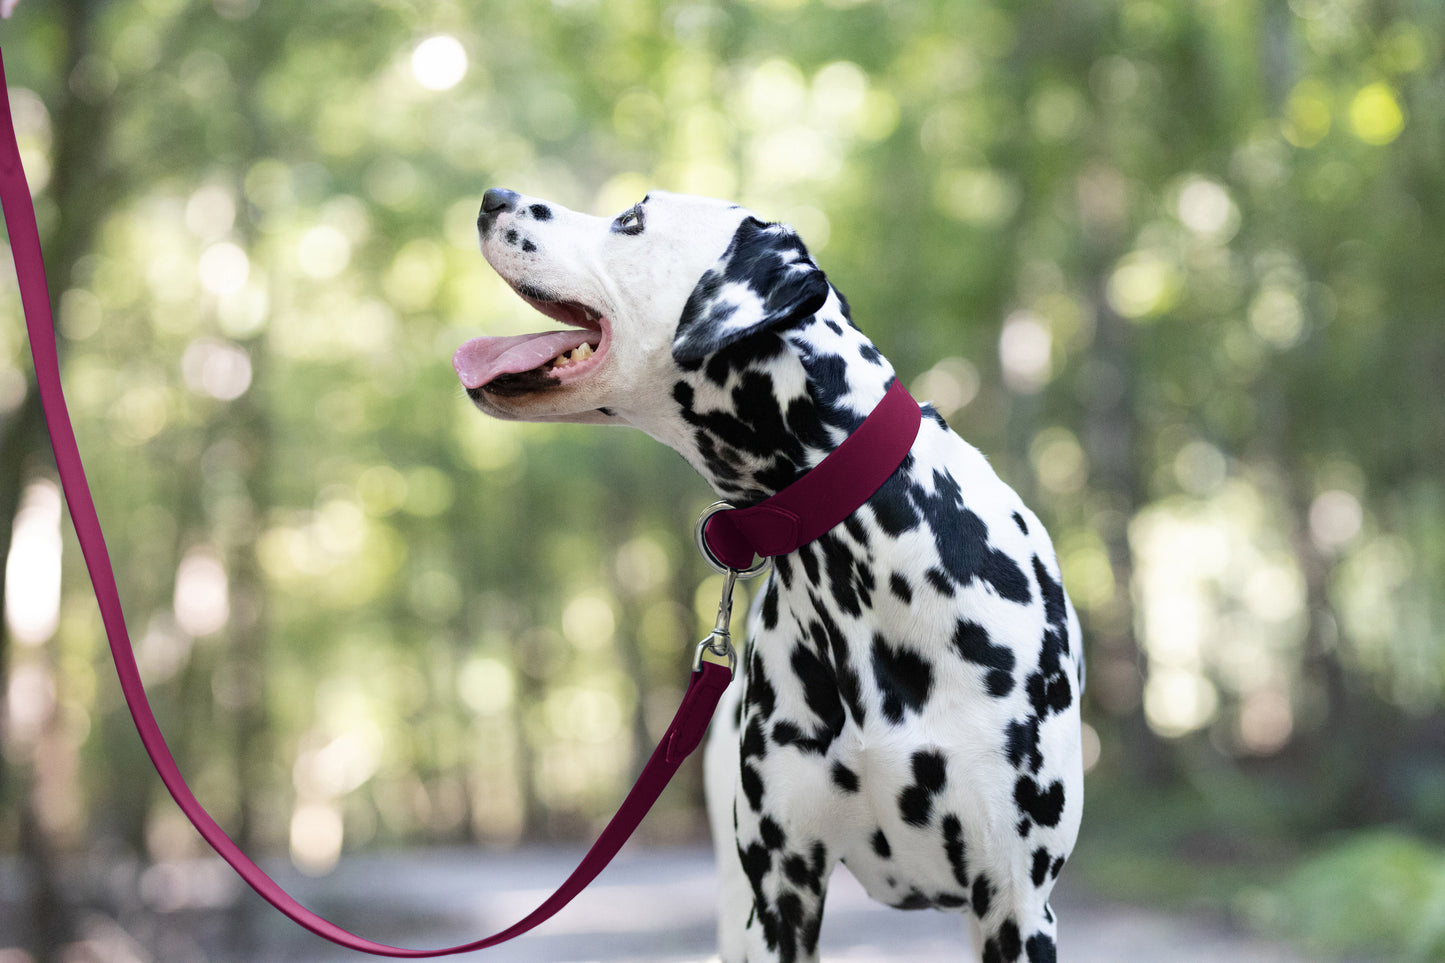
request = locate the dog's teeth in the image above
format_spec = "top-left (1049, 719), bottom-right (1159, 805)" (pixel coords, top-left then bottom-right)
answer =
top-left (551, 344), bottom-right (595, 369)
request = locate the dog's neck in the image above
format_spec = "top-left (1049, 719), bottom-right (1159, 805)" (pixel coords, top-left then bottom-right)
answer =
top-left (666, 289), bottom-right (898, 505)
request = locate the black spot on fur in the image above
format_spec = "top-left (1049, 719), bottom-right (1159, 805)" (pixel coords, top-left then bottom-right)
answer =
top-left (760, 816), bottom-right (786, 850)
top-left (745, 649), bottom-right (777, 718)
top-left (1027, 933), bottom-right (1058, 963)
top-left (925, 567), bottom-right (955, 597)
top-left (741, 764), bottom-right (764, 812)
top-left (819, 533), bottom-right (864, 617)
top-left (774, 554), bottom-right (794, 590)
top-left (889, 572), bottom-right (913, 604)
top-left (1024, 560), bottom-right (1075, 721)
top-left (972, 874), bottom-right (993, 917)
top-left (741, 716), bottom-right (768, 763)
top-left (794, 349), bottom-right (865, 433)
top-left (783, 854), bottom-right (813, 889)
top-left (1033, 555), bottom-right (1068, 641)
top-left (790, 643), bottom-right (846, 751)
top-left (872, 633), bottom-right (934, 723)
top-left (893, 889), bottom-right (933, 910)
top-left (870, 473), bottom-right (920, 536)
top-left (799, 542), bottom-right (821, 587)
top-left (952, 620), bottom-right (1016, 697)
top-left (786, 838), bottom-right (832, 890)
top-left (528, 203), bottom-right (552, 220)
top-left (740, 840), bottom-right (771, 889)
top-left (855, 560), bottom-right (875, 609)
top-left (783, 393), bottom-right (835, 454)
top-left (772, 720), bottom-right (831, 755)
top-left (774, 893), bottom-right (804, 961)
top-left (831, 761), bottom-right (860, 793)
top-left (1015, 776), bottom-right (1066, 829)
top-left (1013, 511), bottom-right (1029, 535)
top-left (984, 919), bottom-right (1023, 963)
top-left (1031, 847), bottom-right (1052, 887)
top-left (807, 608), bottom-right (867, 727)
top-left (1006, 717), bottom-right (1044, 774)
top-left (910, 471), bottom-right (1032, 604)
top-left (898, 749), bottom-right (947, 827)
top-left (942, 814), bottom-right (969, 889)
top-left (871, 828), bottom-right (891, 859)
top-left (521, 239), bottom-right (537, 253)
top-left (761, 578), bottom-right (781, 631)
top-left (1026, 650), bottom-right (1073, 719)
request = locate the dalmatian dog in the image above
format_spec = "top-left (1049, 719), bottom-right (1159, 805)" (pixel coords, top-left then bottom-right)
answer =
top-left (455, 188), bottom-right (1084, 963)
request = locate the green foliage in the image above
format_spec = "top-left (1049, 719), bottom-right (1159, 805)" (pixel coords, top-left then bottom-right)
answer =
top-left (1248, 830), bottom-right (1445, 961)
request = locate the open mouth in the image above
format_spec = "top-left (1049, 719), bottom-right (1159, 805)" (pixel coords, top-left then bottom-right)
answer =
top-left (453, 285), bottom-right (609, 397)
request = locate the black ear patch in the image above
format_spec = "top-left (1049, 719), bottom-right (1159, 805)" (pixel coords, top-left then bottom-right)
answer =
top-left (672, 217), bottom-right (831, 363)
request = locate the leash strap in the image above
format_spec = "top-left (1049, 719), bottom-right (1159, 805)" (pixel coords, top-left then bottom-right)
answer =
top-left (701, 379), bottom-right (922, 571)
top-left (2, 47), bottom-right (734, 957)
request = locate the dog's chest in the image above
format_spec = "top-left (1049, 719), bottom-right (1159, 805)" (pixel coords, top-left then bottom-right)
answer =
top-left (733, 424), bottom-right (1076, 902)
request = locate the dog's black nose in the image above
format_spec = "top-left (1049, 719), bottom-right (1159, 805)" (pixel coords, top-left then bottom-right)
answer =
top-left (478, 188), bottom-right (520, 235)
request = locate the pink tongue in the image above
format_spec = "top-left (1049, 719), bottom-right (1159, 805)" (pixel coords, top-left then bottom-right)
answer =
top-left (452, 330), bottom-right (599, 389)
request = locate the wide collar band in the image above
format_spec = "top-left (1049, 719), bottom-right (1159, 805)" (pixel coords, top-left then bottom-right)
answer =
top-left (701, 379), bottom-right (922, 570)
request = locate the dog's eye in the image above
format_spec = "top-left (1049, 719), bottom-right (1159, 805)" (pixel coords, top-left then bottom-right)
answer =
top-left (612, 205), bottom-right (645, 236)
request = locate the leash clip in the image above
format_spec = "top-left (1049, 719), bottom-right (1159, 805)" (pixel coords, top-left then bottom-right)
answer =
top-left (691, 503), bottom-right (771, 673)
top-left (694, 567), bottom-right (741, 673)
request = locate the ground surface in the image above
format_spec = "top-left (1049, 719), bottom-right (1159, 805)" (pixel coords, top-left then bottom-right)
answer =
top-left (223, 846), bottom-right (1322, 963)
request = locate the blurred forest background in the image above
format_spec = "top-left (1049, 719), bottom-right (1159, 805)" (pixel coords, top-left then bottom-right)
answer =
top-left (2, 0), bottom-right (1444, 959)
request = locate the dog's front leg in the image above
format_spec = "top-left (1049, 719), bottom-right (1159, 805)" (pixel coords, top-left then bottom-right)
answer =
top-left (732, 769), bottom-right (835, 963)
top-left (705, 658), bottom-right (836, 963)
top-left (704, 682), bottom-right (753, 962)
top-left (726, 691), bottom-right (836, 963)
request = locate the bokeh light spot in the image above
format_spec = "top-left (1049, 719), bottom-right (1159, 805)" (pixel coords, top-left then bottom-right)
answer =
top-left (411, 35), bottom-right (468, 92)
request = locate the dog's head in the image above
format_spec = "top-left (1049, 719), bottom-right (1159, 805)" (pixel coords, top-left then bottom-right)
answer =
top-left (456, 189), bottom-right (892, 499)
top-left (457, 189), bottom-right (829, 418)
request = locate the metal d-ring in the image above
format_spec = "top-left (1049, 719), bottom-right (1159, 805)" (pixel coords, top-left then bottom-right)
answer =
top-left (693, 501), bottom-right (771, 579)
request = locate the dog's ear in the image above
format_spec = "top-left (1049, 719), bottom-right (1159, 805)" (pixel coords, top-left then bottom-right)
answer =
top-left (672, 217), bottom-right (831, 363)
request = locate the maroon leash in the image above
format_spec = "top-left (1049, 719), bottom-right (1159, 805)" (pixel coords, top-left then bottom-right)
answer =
top-left (2, 45), bottom-right (919, 956)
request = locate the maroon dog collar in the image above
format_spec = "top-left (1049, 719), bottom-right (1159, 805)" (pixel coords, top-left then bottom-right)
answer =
top-left (700, 379), bottom-right (923, 572)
